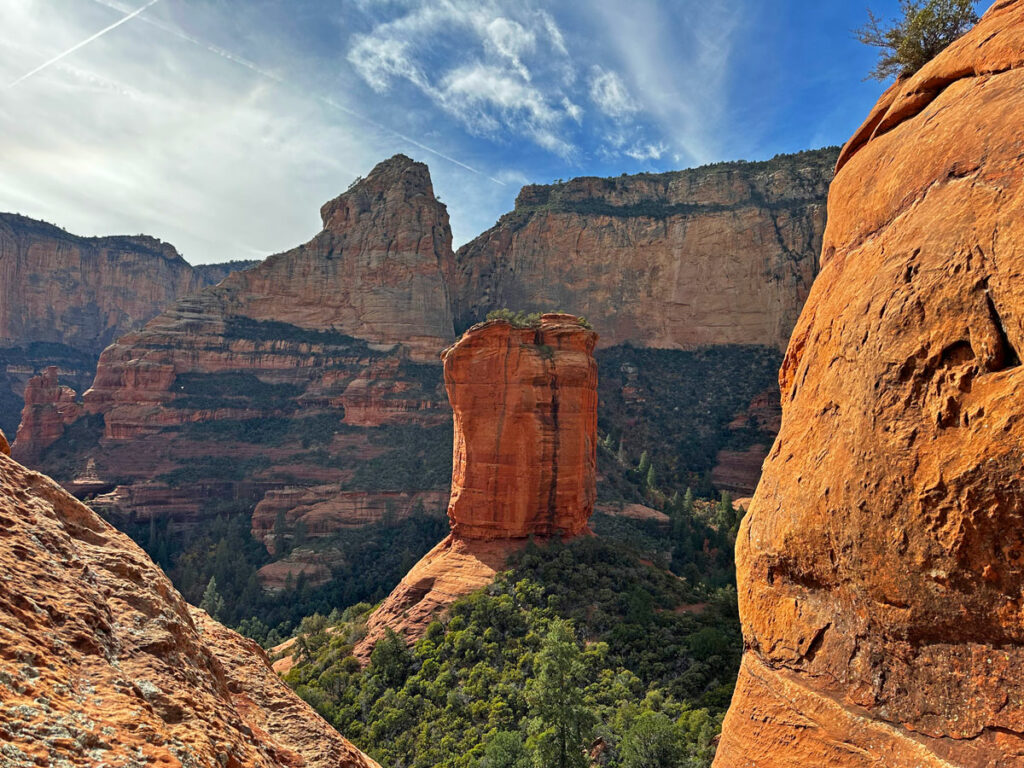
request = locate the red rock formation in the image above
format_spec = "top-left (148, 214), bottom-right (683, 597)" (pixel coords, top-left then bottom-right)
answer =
top-left (0, 427), bottom-right (8, 456)
top-left (12, 366), bottom-right (82, 462)
top-left (445, 313), bottom-right (599, 539)
top-left (452, 149), bottom-right (836, 351)
top-left (0, 449), bottom-right (377, 768)
top-left (353, 314), bottom-right (598, 660)
top-left (0, 213), bottom-right (250, 437)
top-left (20, 156), bottom-right (454, 560)
top-left (715, 4), bottom-right (1024, 766)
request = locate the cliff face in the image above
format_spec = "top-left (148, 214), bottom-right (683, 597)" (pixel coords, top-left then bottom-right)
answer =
top-left (0, 213), bottom-right (251, 437)
top-left (16, 155), bottom-right (456, 584)
top-left (0, 450), bottom-right (377, 767)
top-left (452, 148), bottom-right (836, 351)
top-left (715, 4), bottom-right (1024, 767)
top-left (445, 314), bottom-right (598, 539)
top-left (354, 314), bottom-right (598, 659)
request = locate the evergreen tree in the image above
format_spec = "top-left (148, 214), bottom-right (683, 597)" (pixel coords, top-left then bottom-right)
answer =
top-left (645, 464), bottom-right (657, 489)
top-left (481, 731), bottom-right (531, 768)
top-left (199, 576), bottom-right (226, 620)
top-left (638, 451), bottom-right (651, 475)
top-left (525, 620), bottom-right (596, 768)
top-left (682, 487), bottom-right (694, 514)
top-left (619, 711), bottom-right (686, 768)
top-left (857, 0), bottom-right (978, 81)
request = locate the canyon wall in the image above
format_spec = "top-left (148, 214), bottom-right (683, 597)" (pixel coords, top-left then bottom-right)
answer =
top-left (452, 148), bottom-right (837, 351)
top-left (0, 212), bottom-right (253, 436)
top-left (715, 3), bottom-right (1024, 766)
top-left (15, 155), bottom-right (456, 591)
top-left (354, 314), bottom-right (598, 659)
top-left (0, 446), bottom-right (377, 767)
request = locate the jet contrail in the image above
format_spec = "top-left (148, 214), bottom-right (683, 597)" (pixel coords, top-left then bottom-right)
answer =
top-left (5, 0), bottom-right (161, 90)
top-left (89, 0), bottom-right (503, 185)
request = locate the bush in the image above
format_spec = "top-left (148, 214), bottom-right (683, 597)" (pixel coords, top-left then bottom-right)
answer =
top-left (857, 0), bottom-right (979, 81)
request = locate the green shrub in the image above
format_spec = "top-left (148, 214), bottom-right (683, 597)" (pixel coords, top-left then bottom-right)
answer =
top-left (857, 0), bottom-right (979, 81)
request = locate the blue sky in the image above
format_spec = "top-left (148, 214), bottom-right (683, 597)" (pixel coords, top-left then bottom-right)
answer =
top-left (0, 0), bottom-right (916, 262)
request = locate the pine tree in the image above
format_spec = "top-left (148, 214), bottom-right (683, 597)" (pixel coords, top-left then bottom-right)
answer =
top-left (525, 620), bottom-right (596, 768)
top-left (638, 451), bottom-right (651, 475)
top-left (199, 576), bottom-right (225, 620)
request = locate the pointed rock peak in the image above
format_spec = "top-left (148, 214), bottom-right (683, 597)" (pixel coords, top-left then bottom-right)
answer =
top-left (320, 154), bottom-right (438, 231)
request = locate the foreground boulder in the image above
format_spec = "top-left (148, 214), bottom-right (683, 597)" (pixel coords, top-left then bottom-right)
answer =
top-left (0, 449), bottom-right (377, 767)
top-left (354, 313), bottom-right (598, 660)
top-left (715, 2), bottom-right (1024, 766)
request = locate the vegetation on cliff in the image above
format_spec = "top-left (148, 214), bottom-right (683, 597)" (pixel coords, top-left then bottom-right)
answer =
top-left (283, 535), bottom-right (740, 768)
top-left (857, 0), bottom-right (978, 80)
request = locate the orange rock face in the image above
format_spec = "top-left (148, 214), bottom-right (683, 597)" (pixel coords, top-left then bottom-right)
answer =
top-left (452, 149), bottom-right (836, 351)
top-left (444, 314), bottom-right (599, 539)
top-left (353, 535), bottom-right (524, 662)
top-left (715, 4), bottom-right (1024, 766)
top-left (0, 450), bottom-right (377, 768)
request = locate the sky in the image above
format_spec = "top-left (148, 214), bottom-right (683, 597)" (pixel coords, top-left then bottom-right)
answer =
top-left (0, 0), bottom-right (914, 263)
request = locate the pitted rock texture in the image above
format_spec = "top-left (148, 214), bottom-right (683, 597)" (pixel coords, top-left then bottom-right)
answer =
top-left (452, 148), bottom-right (836, 351)
top-left (715, 3), bottom-right (1024, 767)
top-left (0, 450), bottom-right (378, 768)
top-left (444, 313), bottom-right (599, 539)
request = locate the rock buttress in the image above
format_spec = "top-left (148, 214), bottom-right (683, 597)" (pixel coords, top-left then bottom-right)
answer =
top-left (715, 3), bottom-right (1024, 767)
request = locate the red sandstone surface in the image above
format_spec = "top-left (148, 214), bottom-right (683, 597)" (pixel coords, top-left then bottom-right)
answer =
top-left (715, 3), bottom-right (1024, 766)
top-left (0, 449), bottom-right (377, 768)
top-left (13, 366), bottom-right (82, 463)
top-left (445, 314), bottom-right (598, 540)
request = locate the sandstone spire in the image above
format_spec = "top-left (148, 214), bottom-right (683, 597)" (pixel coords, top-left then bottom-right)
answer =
top-left (353, 313), bottom-right (598, 660)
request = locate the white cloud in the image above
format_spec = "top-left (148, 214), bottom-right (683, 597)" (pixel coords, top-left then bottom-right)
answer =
top-left (588, 66), bottom-right (637, 118)
top-left (346, 0), bottom-right (579, 156)
top-left (624, 141), bottom-right (668, 161)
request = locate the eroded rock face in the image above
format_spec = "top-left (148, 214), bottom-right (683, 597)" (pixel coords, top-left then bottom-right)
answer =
top-left (715, 3), bottom-right (1024, 766)
top-left (19, 155), bottom-right (454, 550)
top-left (0, 450), bottom-right (377, 768)
top-left (445, 313), bottom-right (599, 539)
top-left (452, 149), bottom-right (836, 351)
top-left (0, 214), bottom-right (252, 437)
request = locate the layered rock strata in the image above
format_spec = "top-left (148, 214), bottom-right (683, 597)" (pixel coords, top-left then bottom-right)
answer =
top-left (0, 448), bottom-right (377, 767)
top-left (715, 3), bottom-right (1024, 766)
top-left (12, 366), bottom-right (82, 463)
top-left (0, 212), bottom-right (252, 436)
top-left (452, 148), bottom-right (837, 351)
top-left (354, 314), bottom-right (597, 660)
top-left (15, 157), bottom-right (455, 571)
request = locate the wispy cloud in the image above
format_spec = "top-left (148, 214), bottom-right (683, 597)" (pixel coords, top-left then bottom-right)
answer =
top-left (588, 66), bottom-right (637, 119)
top-left (347, 0), bottom-right (581, 157)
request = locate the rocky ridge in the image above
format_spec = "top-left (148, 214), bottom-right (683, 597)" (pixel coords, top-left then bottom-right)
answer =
top-left (715, 2), bottom-right (1024, 766)
top-left (0, 446), bottom-right (377, 767)
top-left (11, 156), bottom-right (456, 598)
